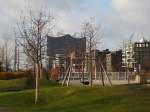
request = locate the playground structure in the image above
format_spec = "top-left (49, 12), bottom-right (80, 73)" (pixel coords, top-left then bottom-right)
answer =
top-left (48, 51), bottom-right (149, 86)
top-left (61, 52), bottom-right (112, 86)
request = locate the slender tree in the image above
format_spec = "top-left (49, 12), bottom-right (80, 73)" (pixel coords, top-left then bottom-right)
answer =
top-left (16, 9), bottom-right (54, 104)
top-left (81, 18), bottom-right (102, 86)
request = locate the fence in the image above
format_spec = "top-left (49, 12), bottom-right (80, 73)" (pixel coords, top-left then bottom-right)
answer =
top-left (60, 72), bottom-right (136, 81)
top-left (95, 72), bottom-right (135, 80)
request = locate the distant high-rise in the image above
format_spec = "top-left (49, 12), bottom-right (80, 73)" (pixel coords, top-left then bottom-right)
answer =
top-left (134, 38), bottom-right (150, 72)
top-left (47, 34), bottom-right (86, 70)
top-left (122, 37), bottom-right (150, 72)
top-left (122, 40), bottom-right (135, 71)
top-left (47, 34), bottom-right (86, 57)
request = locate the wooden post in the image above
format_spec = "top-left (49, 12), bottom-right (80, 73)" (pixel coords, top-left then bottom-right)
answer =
top-left (67, 53), bottom-right (73, 87)
top-left (62, 65), bottom-right (70, 86)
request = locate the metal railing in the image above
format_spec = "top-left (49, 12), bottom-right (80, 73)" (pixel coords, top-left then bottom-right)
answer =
top-left (59, 72), bottom-right (136, 81)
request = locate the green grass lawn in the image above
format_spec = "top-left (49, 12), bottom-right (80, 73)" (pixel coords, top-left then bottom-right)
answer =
top-left (0, 77), bottom-right (59, 92)
top-left (0, 78), bottom-right (27, 91)
top-left (0, 83), bottom-right (150, 112)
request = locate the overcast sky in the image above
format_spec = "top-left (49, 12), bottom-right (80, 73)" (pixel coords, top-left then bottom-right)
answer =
top-left (0, 0), bottom-right (150, 50)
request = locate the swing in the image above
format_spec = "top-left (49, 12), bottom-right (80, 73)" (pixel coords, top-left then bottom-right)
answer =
top-left (80, 81), bottom-right (89, 85)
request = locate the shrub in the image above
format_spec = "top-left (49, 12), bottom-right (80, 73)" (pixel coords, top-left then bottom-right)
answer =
top-left (0, 72), bottom-right (30, 80)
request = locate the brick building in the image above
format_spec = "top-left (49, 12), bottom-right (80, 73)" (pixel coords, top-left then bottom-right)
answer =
top-left (106, 50), bottom-right (123, 72)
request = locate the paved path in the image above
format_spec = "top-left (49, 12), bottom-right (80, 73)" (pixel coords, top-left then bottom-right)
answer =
top-left (61, 80), bottom-right (138, 86)
top-left (0, 109), bottom-right (11, 112)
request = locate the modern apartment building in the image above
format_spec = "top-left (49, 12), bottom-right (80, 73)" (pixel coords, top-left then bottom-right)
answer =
top-left (122, 37), bottom-right (150, 72)
top-left (122, 40), bottom-right (135, 71)
top-left (134, 38), bottom-right (150, 72)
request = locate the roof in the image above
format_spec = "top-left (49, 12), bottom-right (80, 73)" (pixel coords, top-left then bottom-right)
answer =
top-left (139, 37), bottom-right (148, 43)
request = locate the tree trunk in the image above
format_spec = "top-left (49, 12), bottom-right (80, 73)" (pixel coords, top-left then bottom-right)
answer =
top-left (35, 63), bottom-right (40, 104)
top-left (40, 64), bottom-right (43, 79)
top-left (81, 59), bottom-right (85, 85)
top-left (89, 55), bottom-right (93, 86)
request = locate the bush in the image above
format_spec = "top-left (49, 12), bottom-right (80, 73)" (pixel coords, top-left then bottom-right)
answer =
top-left (0, 72), bottom-right (30, 80)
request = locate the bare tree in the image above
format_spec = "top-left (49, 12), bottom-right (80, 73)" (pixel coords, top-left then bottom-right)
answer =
top-left (16, 9), bottom-right (54, 104)
top-left (81, 18), bottom-right (102, 86)
top-left (0, 33), bottom-right (14, 71)
top-left (0, 46), bottom-right (5, 71)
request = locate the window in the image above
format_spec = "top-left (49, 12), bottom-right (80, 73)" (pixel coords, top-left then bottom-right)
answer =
top-left (142, 44), bottom-right (145, 47)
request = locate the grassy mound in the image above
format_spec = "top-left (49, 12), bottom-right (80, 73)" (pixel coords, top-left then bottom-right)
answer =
top-left (0, 78), bottom-right (27, 91)
top-left (0, 85), bottom-right (150, 112)
top-left (0, 77), bottom-right (59, 92)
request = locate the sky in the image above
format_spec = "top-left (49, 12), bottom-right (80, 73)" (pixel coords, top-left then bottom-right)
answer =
top-left (0, 0), bottom-right (150, 50)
